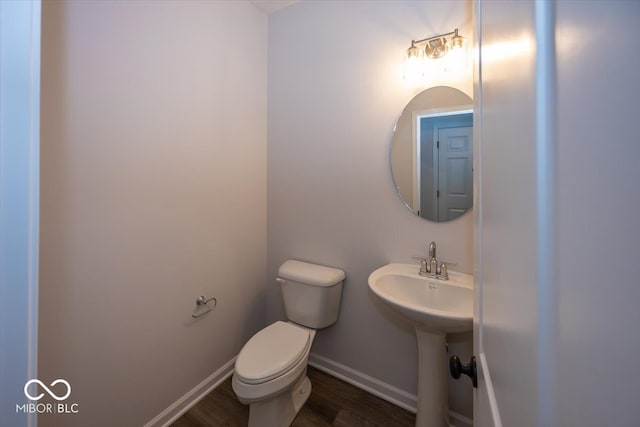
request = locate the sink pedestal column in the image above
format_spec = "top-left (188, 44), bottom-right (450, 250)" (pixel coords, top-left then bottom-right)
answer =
top-left (415, 327), bottom-right (449, 427)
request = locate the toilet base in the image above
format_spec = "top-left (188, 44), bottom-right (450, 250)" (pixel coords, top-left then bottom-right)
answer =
top-left (247, 372), bottom-right (311, 427)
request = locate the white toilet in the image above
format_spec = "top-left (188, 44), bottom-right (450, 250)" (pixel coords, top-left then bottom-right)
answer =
top-left (232, 259), bottom-right (345, 427)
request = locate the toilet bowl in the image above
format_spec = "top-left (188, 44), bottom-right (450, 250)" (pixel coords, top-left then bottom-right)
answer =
top-left (232, 260), bottom-right (345, 427)
top-left (232, 321), bottom-right (316, 427)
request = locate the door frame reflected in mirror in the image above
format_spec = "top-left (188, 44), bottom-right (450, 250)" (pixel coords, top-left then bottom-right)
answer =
top-left (412, 108), bottom-right (473, 220)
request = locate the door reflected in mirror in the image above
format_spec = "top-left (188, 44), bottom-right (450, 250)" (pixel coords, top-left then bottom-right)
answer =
top-left (391, 87), bottom-right (473, 222)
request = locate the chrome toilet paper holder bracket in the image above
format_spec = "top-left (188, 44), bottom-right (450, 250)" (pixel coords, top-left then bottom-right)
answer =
top-left (192, 295), bottom-right (217, 318)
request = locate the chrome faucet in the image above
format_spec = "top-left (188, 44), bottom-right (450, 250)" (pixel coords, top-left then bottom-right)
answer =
top-left (429, 241), bottom-right (436, 260)
top-left (419, 241), bottom-right (450, 280)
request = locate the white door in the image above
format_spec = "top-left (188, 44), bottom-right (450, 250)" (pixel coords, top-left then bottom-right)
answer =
top-left (474, 1), bottom-right (640, 426)
top-left (0, 2), bottom-right (40, 427)
top-left (437, 125), bottom-right (473, 221)
top-left (473, 1), bottom-right (542, 426)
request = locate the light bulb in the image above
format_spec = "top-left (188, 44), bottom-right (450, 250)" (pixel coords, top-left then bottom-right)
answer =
top-left (404, 42), bottom-right (425, 82)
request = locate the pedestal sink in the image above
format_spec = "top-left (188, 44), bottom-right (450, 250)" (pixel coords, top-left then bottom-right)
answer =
top-left (368, 263), bottom-right (473, 427)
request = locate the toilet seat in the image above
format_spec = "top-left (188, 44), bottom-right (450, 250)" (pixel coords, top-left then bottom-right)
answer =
top-left (235, 321), bottom-right (311, 385)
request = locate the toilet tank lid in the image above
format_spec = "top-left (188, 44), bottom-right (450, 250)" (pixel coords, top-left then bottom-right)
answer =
top-left (278, 260), bottom-right (345, 287)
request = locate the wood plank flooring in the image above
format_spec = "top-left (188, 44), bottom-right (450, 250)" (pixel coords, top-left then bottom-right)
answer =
top-left (171, 366), bottom-right (415, 427)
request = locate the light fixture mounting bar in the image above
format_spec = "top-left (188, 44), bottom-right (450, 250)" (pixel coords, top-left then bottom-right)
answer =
top-left (411, 29), bottom-right (459, 46)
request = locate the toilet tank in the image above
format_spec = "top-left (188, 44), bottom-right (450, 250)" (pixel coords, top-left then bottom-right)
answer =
top-left (277, 260), bottom-right (345, 329)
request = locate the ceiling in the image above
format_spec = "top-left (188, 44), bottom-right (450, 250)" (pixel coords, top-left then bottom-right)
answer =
top-left (250, 0), bottom-right (298, 15)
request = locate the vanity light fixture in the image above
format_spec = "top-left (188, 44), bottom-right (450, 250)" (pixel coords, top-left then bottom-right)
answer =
top-left (408, 28), bottom-right (464, 60)
top-left (404, 28), bottom-right (465, 81)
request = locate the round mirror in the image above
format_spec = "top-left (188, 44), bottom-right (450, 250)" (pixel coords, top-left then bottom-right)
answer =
top-left (391, 86), bottom-right (473, 222)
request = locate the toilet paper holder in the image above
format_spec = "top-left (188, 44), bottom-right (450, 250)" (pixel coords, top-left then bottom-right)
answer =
top-left (192, 295), bottom-right (217, 318)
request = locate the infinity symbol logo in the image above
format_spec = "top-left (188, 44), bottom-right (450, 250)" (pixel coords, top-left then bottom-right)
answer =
top-left (24, 379), bottom-right (71, 401)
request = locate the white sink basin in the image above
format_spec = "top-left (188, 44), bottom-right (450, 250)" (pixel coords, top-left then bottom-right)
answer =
top-left (368, 263), bottom-right (473, 333)
top-left (368, 263), bottom-right (473, 426)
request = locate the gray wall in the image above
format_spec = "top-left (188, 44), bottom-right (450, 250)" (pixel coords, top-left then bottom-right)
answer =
top-left (39, 2), bottom-right (267, 426)
top-left (267, 0), bottom-right (473, 415)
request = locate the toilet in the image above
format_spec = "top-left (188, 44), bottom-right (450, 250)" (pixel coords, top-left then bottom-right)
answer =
top-left (232, 259), bottom-right (345, 427)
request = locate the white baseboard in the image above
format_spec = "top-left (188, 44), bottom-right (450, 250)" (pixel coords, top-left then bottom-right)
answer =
top-left (308, 353), bottom-right (418, 413)
top-left (450, 410), bottom-right (473, 427)
top-left (308, 353), bottom-right (473, 427)
top-left (143, 357), bottom-right (236, 427)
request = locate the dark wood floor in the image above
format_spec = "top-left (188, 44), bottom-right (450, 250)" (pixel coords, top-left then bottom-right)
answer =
top-left (171, 366), bottom-right (416, 427)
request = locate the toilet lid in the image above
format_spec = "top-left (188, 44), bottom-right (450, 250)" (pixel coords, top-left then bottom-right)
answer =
top-left (235, 321), bottom-right (311, 385)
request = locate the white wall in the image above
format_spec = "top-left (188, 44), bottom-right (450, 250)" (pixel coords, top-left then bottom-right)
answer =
top-left (39, 2), bottom-right (267, 426)
top-left (267, 0), bottom-right (473, 416)
top-left (554, 1), bottom-right (640, 425)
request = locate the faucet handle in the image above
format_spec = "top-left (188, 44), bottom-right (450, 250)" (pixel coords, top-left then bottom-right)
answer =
top-left (440, 259), bottom-right (457, 266)
top-left (412, 255), bottom-right (431, 276)
top-left (439, 263), bottom-right (448, 279)
top-left (412, 256), bottom-right (430, 274)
